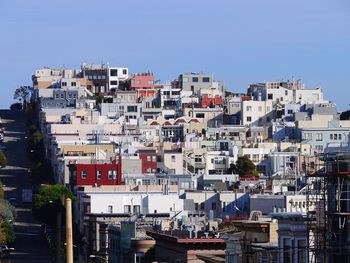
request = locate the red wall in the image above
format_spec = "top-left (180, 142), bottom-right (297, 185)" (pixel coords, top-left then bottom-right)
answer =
top-left (137, 89), bottom-right (157, 98)
top-left (73, 161), bottom-right (122, 186)
top-left (139, 153), bottom-right (157, 174)
top-left (201, 95), bottom-right (223, 108)
top-left (130, 74), bottom-right (155, 89)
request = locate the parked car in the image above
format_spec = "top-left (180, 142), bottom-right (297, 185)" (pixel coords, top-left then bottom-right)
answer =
top-left (0, 245), bottom-right (14, 258)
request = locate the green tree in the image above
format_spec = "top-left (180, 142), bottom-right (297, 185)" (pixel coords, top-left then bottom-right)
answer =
top-left (13, 85), bottom-right (33, 106)
top-left (234, 156), bottom-right (258, 177)
top-left (0, 181), bottom-right (4, 200)
top-left (95, 94), bottom-right (104, 104)
top-left (33, 184), bottom-right (75, 226)
top-left (0, 200), bottom-right (16, 223)
top-left (0, 152), bottom-right (7, 168)
top-left (0, 220), bottom-right (15, 244)
top-left (10, 103), bottom-right (22, 110)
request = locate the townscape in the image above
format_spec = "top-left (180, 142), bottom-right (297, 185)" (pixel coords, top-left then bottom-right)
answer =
top-left (1, 65), bottom-right (349, 263)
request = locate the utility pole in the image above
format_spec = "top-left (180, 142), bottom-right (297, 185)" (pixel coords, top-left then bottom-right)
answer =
top-left (66, 198), bottom-right (73, 263)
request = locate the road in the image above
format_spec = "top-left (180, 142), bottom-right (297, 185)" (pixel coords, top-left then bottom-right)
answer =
top-left (0, 109), bottom-right (52, 262)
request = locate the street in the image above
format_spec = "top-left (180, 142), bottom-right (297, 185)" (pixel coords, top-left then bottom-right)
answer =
top-left (0, 109), bottom-right (52, 262)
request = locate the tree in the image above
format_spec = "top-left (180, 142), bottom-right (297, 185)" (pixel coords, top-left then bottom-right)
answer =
top-left (95, 94), bottom-right (104, 104)
top-left (0, 200), bottom-right (16, 223)
top-left (10, 103), bottom-right (22, 110)
top-left (340, 110), bottom-right (350, 120)
top-left (0, 152), bottom-right (6, 168)
top-left (13, 85), bottom-right (33, 106)
top-left (234, 156), bottom-right (258, 177)
top-left (0, 182), bottom-right (4, 200)
top-left (33, 184), bottom-right (75, 226)
top-left (0, 220), bottom-right (15, 244)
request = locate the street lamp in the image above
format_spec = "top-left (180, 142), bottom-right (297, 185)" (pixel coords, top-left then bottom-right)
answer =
top-left (89, 255), bottom-right (107, 262)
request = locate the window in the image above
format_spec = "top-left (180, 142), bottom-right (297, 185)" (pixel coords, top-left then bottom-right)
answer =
top-left (303, 133), bottom-right (312, 140)
top-left (192, 77), bottom-right (199, 82)
top-left (133, 205), bottom-right (140, 214)
top-left (122, 69), bottom-right (127, 75)
top-left (334, 134), bottom-right (338, 140)
top-left (246, 106), bottom-right (252, 111)
top-left (283, 238), bottom-right (292, 263)
top-left (81, 170), bottom-right (87, 179)
top-left (247, 116), bottom-right (252, 122)
top-left (110, 81), bottom-right (118, 85)
top-left (222, 202), bottom-right (226, 212)
top-left (196, 113), bottom-right (205, 118)
top-left (127, 106), bottom-right (137, 112)
top-left (108, 170), bottom-right (117, 180)
top-left (315, 145), bottom-right (323, 152)
top-left (339, 134), bottom-right (342, 140)
top-left (96, 170), bottom-right (102, 180)
top-left (268, 93), bottom-right (273, 100)
top-left (195, 203), bottom-right (199, 211)
top-left (152, 156), bottom-right (157, 162)
top-left (316, 133), bottom-right (323, 141)
top-left (195, 154), bottom-right (203, 163)
top-left (60, 94), bottom-right (64, 99)
top-left (258, 106), bottom-right (262, 112)
top-left (124, 205), bottom-right (131, 213)
top-left (147, 156), bottom-right (151, 162)
top-left (330, 134), bottom-right (333, 140)
top-left (71, 82), bottom-right (76, 86)
top-left (297, 240), bottom-right (307, 263)
top-left (202, 77), bottom-right (210, 82)
top-left (182, 77), bottom-right (189, 83)
top-left (200, 203), bottom-right (205, 210)
top-left (285, 90), bottom-right (288, 95)
top-left (147, 80), bottom-right (153, 84)
top-left (68, 94), bottom-right (72, 99)
top-left (171, 155), bottom-right (176, 162)
top-left (108, 205), bottom-right (113, 214)
top-left (288, 109), bottom-right (293, 114)
top-left (211, 202), bottom-right (216, 210)
top-left (62, 82), bottom-right (67, 86)
top-left (110, 69), bottom-right (118, 76)
top-left (137, 80), bottom-right (141, 84)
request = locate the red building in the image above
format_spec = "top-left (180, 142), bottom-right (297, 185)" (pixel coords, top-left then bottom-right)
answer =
top-left (129, 73), bottom-right (155, 89)
top-left (69, 160), bottom-right (122, 186)
top-left (138, 149), bottom-right (158, 174)
top-left (137, 89), bottom-right (158, 99)
top-left (200, 94), bottom-right (223, 108)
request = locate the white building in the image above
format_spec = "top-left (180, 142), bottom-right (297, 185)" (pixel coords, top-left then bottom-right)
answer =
top-left (241, 100), bottom-right (274, 126)
top-left (108, 66), bottom-right (129, 91)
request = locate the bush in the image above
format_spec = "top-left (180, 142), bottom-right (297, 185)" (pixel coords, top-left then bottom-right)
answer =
top-left (0, 152), bottom-right (6, 168)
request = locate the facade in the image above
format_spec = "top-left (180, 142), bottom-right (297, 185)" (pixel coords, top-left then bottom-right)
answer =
top-left (69, 160), bottom-right (122, 187)
top-left (146, 230), bottom-right (226, 263)
top-left (128, 72), bottom-right (155, 90)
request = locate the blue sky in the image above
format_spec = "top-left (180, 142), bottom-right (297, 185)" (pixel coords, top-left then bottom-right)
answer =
top-left (1, 0), bottom-right (349, 109)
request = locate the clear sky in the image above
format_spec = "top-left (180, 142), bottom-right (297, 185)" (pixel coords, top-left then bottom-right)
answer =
top-left (1, 0), bottom-right (349, 109)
